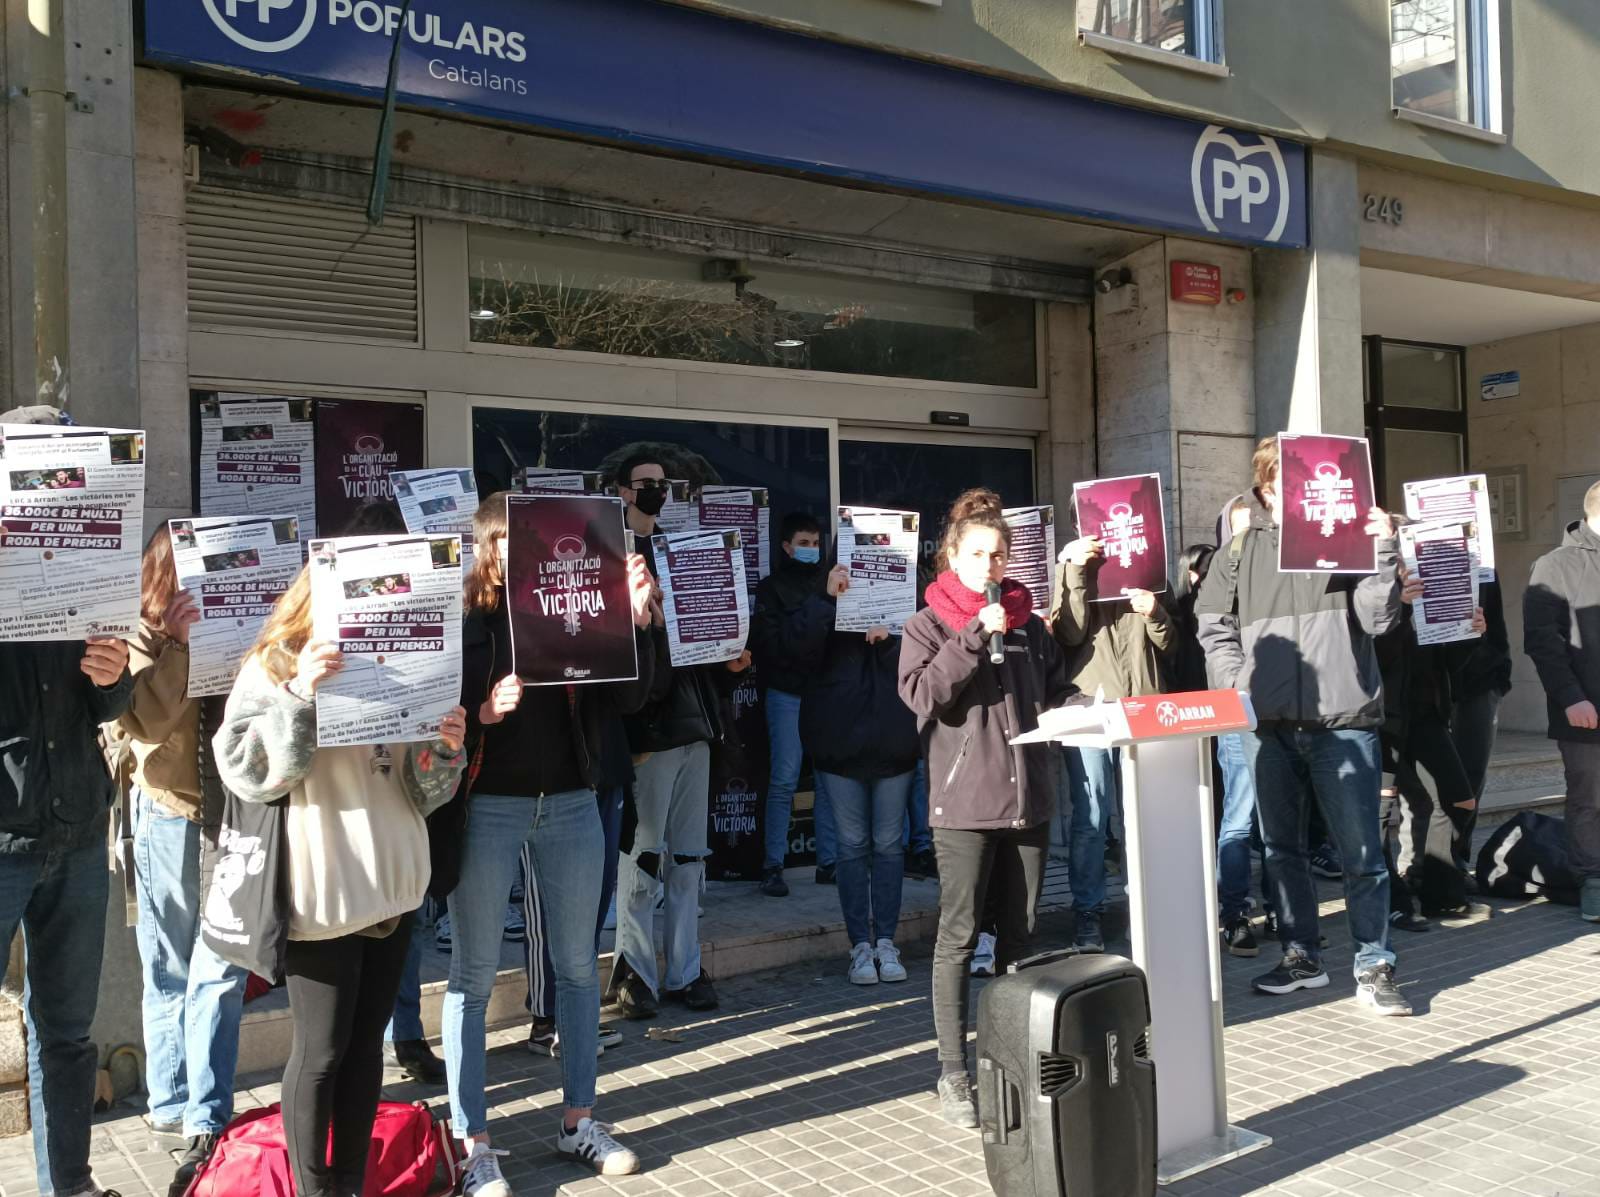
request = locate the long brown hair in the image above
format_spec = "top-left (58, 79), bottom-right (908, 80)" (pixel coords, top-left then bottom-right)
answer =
top-left (244, 566), bottom-right (314, 685)
top-left (140, 526), bottom-right (179, 628)
top-left (463, 490), bottom-right (512, 613)
top-left (937, 488), bottom-right (1011, 571)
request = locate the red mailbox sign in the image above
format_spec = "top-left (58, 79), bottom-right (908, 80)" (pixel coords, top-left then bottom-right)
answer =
top-left (1170, 260), bottom-right (1222, 305)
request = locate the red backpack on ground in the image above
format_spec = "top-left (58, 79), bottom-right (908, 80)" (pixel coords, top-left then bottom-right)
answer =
top-left (185, 1101), bottom-right (458, 1197)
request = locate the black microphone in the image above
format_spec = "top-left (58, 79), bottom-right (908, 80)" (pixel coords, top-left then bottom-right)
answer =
top-left (984, 581), bottom-right (1005, 665)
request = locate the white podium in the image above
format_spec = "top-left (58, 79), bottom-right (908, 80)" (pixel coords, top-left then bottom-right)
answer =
top-left (1017, 689), bottom-right (1272, 1185)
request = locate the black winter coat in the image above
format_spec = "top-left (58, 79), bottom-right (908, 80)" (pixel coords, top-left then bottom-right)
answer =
top-left (1525, 520), bottom-right (1600, 743)
top-left (1452, 577), bottom-right (1512, 703)
top-left (750, 557), bottom-right (828, 697)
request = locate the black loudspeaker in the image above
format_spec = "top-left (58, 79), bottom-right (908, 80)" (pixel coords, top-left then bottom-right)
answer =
top-left (976, 950), bottom-right (1156, 1197)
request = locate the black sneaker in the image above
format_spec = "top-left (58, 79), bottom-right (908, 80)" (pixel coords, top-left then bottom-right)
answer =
top-left (1251, 952), bottom-right (1329, 995)
top-left (758, 867), bottom-right (789, 897)
top-left (1073, 911), bottom-right (1104, 954)
top-left (1221, 916), bottom-right (1259, 957)
top-left (662, 970), bottom-right (718, 1011)
top-left (1310, 843), bottom-right (1344, 879)
top-left (1388, 910), bottom-right (1432, 933)
top-left (1355, 963), bottom-right (1413, 1017)
top-left (168, 1133), bottom-right (219, 1197)
top-left (1104, 836), bottom-right (1123, 874)
top-left (936, 1072), bottom-right (979, 1129)
top-left (815, 864), bottom-right (836, 886)
top-left (384, 1038), bottom-right (446, 1086)
top-left (597, 1023), bottom-right (624, 1051)
top-left (906, 848), bottom-right (939, 880)
top-left (608, 957), bottom-right (659, 1021)
top-left (1260, 909), bottom-right (1279, 940)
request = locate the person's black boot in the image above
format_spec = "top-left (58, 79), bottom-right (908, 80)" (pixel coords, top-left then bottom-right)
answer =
top-left (385, 1038), bottom-right (447, 1086)
top-left (758, 866), bottom-right (789, 897)
top-left (168, 1133), bottom-right (220, 1197)
top-left (609, 956), bottom-right (660, 1020)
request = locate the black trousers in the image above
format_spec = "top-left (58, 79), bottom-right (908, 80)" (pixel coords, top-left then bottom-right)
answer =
top-left (931, 823), bottom-right (1048, 1072)
top-left (1385, 717), bottom-right (1473, 913)
top-left (282, 916), bottom-right (414, 1197)
top-left (1450, 689), bottom-right (1501, 866)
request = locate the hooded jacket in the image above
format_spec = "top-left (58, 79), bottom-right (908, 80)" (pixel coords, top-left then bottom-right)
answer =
top-left (898, 604), bottom-right (1076, 831)
top-left (1049, 558), bottom-right (1175, 701)
top-left (1195, 501), bottom-right (1405, 729)
top-left (750, 555), bottom-right (828, 697)
top-left (1524, 519), bottom-right (1600, 744)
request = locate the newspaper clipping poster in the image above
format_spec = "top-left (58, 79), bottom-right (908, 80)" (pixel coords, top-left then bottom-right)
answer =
top-left (1071, 474), bottom-right (1168, 599)
top-left (1277, 433), bottom-right (1377, 574)
top-left (656, 481), bottom-right (700, 534)
top-left (0, 424), bottom-right (146, 641)
top-left (393, 468), bottom-right (478, 570)
top-left (835, 506), bottom-right (920, 634)
top-left (699, 486), bottom-right (771, 592)
top-left (171, 515), bottom-right (303, 696)
top-left (309, 534), bottom-right (463, 747)
top-left (199, 395), bottom-right (317, 535)
top-left (1004, 505), bottom-right (1057, 616)
top-left (505, 494), bottom-right (639, 686)
top-left (1399, 519), bottom-right (1481, 646)
top-left (652, 529), bottom-right (749, 667)
top-left (1403, 474), bottom-right (1495, 582)
top-left (518, 467), bottom-right (604, 496)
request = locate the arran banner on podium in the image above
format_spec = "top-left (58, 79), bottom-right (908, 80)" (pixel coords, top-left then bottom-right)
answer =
top-left (1118, 690), bottom-right (1254, 741)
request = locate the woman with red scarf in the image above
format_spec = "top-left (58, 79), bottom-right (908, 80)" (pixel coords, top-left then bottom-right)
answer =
top-left (898, 488), bottom-right (1077, 1130)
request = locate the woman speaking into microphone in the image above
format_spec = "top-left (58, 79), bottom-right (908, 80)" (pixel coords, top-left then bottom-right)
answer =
top-left (898, 488), bottom-right (1077, 1131)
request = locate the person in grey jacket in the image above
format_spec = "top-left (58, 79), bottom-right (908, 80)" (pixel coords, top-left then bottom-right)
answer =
top-left (1524, 480), bottom-right (1600, 922)
top-left (1197, 435), bottom-right (1416, 1017)
top-left (0, 404), bottom-right (134, 1197)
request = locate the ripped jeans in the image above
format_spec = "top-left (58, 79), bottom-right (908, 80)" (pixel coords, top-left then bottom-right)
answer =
top-left (615, 743), bottom-right (711, 996)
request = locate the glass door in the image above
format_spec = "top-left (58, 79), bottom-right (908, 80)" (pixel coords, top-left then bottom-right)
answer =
top-left (1363, 337), bottom-right (1468, 508)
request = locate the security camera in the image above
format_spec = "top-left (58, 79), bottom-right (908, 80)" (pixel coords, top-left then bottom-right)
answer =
top-left (1096, 267), bottom-right (1134, 294)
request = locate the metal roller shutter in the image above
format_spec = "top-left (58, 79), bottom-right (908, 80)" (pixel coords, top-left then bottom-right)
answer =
top-left (186, 189), bottom-right (420, 343)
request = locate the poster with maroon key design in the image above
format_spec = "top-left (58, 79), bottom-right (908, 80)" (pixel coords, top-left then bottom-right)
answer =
top-left (1277, 433), bottom-right (1377, 574)
top-left (1071, 473), bottom-right (1168, 599)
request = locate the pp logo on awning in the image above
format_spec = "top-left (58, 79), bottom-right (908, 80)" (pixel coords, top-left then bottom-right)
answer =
top-left (1191, 125), bottom-right (1291, 244)
top-left (203, 0), bottom-right (318, 53)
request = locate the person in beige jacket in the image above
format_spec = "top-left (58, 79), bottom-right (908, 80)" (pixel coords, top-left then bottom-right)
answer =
top-left (114, 527), bottom-right (248, 1195)
top-left (1048, 534), bottom-right (1175, 951)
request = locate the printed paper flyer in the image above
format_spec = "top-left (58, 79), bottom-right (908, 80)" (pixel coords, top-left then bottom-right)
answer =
top-left (1399, 519), bottom-right (1481, 646)
top-left (699, 485), bottom-right (771, 591)
top-left (505, 494), bottom-right (638, 686)
top-left (835, 506), bottom-right (919, 634)
top-left (1004, 505), bottom-right (1057, 616)
top-left (517, 467), bottom-right (604, 496)
top-left (313, 398), bottom-right (425, 536)
top-left (199, 395), bottom-right (317, 534)
top-left (171, 514), bottom-right (303, 695)
top-left (1403, 473), bottom-right (1495, 583)
top-left (393, 467), bottom-right (478, 570)
top-left (1071, 474), bottom-right (1168, 598)
top-left (308, 534), bottom-right (463, 747)
top-left (655, 480), bottom-right (700, 534)
top-left (1277, 433), bottom-right (1377, 574)
top-left (651, 529), bottom-right (749, 667)
top-left (0, 424), bottom-right (145, 641)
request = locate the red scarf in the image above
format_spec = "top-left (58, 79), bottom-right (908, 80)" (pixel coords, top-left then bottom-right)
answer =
top-left (925, 571), bottom-right (1034, 635)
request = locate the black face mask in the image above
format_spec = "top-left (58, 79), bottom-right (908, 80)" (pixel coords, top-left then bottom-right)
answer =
top-left (631, 487), bottom-right (668, 518)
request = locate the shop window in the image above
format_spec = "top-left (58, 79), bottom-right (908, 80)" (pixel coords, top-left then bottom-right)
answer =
top-left (467, 230), bottom-right (1037, 389)
top-left (1391, 0), bottom-right (1501, 131)
top-left (1077, 0), bottom-right (1224, 65)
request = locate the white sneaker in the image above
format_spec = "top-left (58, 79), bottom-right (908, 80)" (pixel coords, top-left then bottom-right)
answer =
top-left (557, 1117), bottom-right (641, 1176)
top-left (970, 931), bottom-right (997, 977)
top-left (458, 1139), bottom-right (513, 1197)
top-left (849, 941), bottom-right (879, 985)
top-left (875, 938), bottom-right (907, 983)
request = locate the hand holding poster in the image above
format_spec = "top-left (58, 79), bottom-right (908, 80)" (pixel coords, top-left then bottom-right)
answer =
top-left (393, 468), bottom-right (479, 570)
top-left (1004, 506), bottom-right (1056, 616)
top-left (1071, 474), bottom-right (1168, 599)
top-left (309, 534), bottom-right (463, 747)
top-left (171, 515), bottom-right (303, 695)
top-left (651, 529), bottom-right (749, 667)
top-left (505, 494), bottom-right (639, 686)
top-left (1403, 474), bottom-right (1495, 582)
top-left (1277, 433), bottom-right (1377, 574)
top-left (1399, 519), bottom-right (1481, 645)
top-left (835, 506), bottom-right (919, 634)
top-left (199, 396), bottom-right (317, 534)
top-left (0, 424), bottom-right (145, 641)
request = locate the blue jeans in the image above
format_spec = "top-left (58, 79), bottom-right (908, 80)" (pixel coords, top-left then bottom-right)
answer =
top-left (763, 689), bottom-right (836, 869)
top-left (525, 788), bottom-right (624, 1019)
top-left (0, 835), bottom-right (108, 1196)
top-left (1065, 746), bottom-right (1117, 915)
top-left (823, 770), bottom-right (913, 946)
top-left (443, 791), bottom-right (603, 1131)
top-left (618, 744), bottom-right (710, 995)
top-left (903, 758), bottom-right (932, 855)
top-left (384, 907), bottom-right (429, 1044)
top-left (1242, 727), bottom-right (1395, 974)
top-left (133, 793), bottom-right (247, 1137)
top-left (1215, 733), bottom-right (1268, 922)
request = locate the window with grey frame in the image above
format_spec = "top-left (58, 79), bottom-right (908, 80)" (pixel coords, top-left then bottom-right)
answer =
top-left (1077, 0), bottom-right (1223, 62)
top-left (1363, 337), bottom-right (1469, 509)
top-left (1390, 0), bottom-right (1500, 129)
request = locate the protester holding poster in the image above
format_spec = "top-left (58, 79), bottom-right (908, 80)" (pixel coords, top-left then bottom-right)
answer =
top-left (1398, 519), bottom-right (1481, 646)
top-left (443, 491), bottom-right (659, 1184)
top-left (0, 404), bottom-right (134, 1197)
top-left (1070, 474), bottom-right (1168, 598)
top-left (215, 568), bottom-right (466, 1197)
top-left (1196, 435), bottom-right (1417, 1017)
top-left (898, 488), bottom-right (1077, 1131)
top-left (1277, 432), bottom-right (1378, 573)
top-left (1049, 531), bottom-right (1175, 953)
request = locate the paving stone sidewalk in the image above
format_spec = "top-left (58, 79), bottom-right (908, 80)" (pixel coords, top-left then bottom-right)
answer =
top-left (5, 888), bottom-right (1599, 1197)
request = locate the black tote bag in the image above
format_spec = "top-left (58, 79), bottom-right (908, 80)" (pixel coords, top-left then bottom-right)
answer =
top-left (200, 787), bottom-right (291, 983)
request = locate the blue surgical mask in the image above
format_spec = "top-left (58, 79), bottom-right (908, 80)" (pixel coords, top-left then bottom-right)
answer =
top-left (793, 546), bottom-right (821, 565)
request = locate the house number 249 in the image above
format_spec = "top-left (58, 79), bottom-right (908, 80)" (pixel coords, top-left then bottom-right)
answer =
top-left (1363, 194), bottom-right (1404, 225)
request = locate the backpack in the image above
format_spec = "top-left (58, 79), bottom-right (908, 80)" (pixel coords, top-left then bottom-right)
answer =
top-left (1474, 810), bottom-right (1581, 905)
top-left (185, 1101), bottom-right (458, 1197)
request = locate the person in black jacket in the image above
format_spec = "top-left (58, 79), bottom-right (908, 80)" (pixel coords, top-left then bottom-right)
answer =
top-left (749, 511), bottom-right (836, 897)
top-left (794, 563), bottom-right (920, 986)
top-left (898, 488), bottom-right (1077, 1130)
top-left (610, 453), bottom-right (751, 1019)
top-left (1524, 483), bottom-right (1600, 922)
top-left (0, 404), bottom-right (136, 1197)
